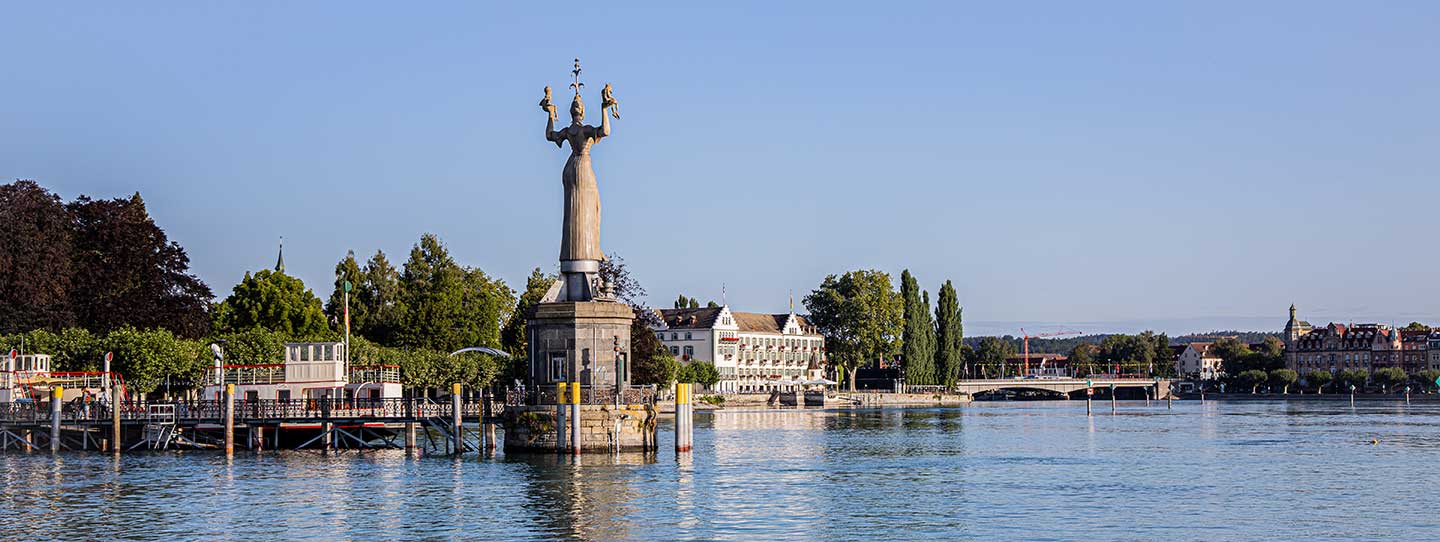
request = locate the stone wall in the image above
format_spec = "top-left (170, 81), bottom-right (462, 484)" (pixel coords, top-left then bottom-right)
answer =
top-left (503, 403), bottom-right (657, 453)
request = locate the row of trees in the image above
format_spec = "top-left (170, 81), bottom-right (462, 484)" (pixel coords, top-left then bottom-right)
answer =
top-left (0, 181), bottom-right (212, 338)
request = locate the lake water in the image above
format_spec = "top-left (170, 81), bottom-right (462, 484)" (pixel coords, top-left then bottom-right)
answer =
top-left (2, 399), bottom-right (1437, 541)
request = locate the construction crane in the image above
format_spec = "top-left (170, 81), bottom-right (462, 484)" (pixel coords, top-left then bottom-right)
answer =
top-left (1019, 328), bottom-right (1083, 376)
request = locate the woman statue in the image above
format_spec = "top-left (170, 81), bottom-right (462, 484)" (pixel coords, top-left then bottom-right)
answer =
top-left (545, 90), bottom-right (612, 264)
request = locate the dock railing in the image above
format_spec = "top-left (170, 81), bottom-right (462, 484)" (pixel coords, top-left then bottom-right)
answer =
top-left (506, 385), bottom-right (656, 407)
top-left (0, 397), bottom-right (491, 425)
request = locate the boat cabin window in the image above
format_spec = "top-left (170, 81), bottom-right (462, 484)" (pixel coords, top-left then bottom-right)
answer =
top-left (245, 390), bottom-right (258, 402)
top-left (277, 390), bottom-right (291, 402)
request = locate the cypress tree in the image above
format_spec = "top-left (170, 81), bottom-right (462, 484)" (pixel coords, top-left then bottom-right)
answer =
top-left (935, 280), bottom-right (963, 386)
top-left (900, 270), bottom-right (936, 385)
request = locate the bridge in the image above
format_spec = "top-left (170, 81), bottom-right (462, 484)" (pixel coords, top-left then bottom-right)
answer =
top-left (954, 377), bottom-right (1176, 399)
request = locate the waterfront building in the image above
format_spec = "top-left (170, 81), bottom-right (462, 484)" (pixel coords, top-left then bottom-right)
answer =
top-left (1429, 332), bottom-right (1440, 371)
top-left (652, 305), bottom-right (826, 393)
top-left (1283, 305), bottom-right (1398, 375)
top-left (1399, 329), bottom-right (1429, 373)
top-left (1175, 342), bottom-right (1223, 380)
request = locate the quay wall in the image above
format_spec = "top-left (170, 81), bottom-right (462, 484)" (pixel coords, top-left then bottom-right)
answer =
top-left (503, 404), bottom-right (657, 453)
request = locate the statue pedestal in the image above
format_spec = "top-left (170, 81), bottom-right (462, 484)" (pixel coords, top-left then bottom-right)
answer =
top-left (526, 301), bottom-right (635, 393)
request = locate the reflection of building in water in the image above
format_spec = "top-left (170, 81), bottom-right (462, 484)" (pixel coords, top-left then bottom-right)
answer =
top-left (514, 454), bottom-right (654, 540)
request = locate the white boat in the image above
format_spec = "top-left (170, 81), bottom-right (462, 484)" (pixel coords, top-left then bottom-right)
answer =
top-left (1, 352), bottom-right (127, 403)
top-left (202, 342), bottom-right (402, 403)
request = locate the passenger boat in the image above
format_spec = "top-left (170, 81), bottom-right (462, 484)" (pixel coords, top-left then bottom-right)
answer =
top-left (202, 341), bottom-right (401, 402)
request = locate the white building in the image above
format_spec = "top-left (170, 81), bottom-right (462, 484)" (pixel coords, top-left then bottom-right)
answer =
top-left (1176, 342), bottom-right (1223, 380)
top-left (653, 306), bottom-right (826, 393)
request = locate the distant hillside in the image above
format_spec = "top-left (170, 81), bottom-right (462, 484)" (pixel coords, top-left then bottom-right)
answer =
top-left (963, 330), bottom-right (1281, 354)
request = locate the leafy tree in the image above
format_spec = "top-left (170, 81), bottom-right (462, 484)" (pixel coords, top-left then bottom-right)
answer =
top-left (630, 313), bottom-right (678, 386)
top-left (706, 301), bottom-right (720, 309)
top-left (394, 234), bottom-right (514, 352)
top-left (214, 269), bottom-right (329, 337)
top-left (1307, 370), bottom-right (1332, 394)
top-left (959, 344), bottom-right (976, 378)
top-left (1257, 336), bottom-right (1285, 360)
top-left (1335, 369), bottom-right (1369, 392)
top-left (105, 326), bottom-right (207, 395)
top-left (1404, 322), bottom-right (1429, 331)
top-left (679, 361), bottom-right (721, 388)
top-left (1212, 338), bottom-right (1252, 368)
top-left (1416, 369), bottom-right (1440, 392)
top-left (1269, 368), bottom-right (1298, 394)
top-left (673, 294), bottom-right (702, 309)
top-left (68, 192), bottom-right (212, 338)
top-left (803, 270), bottom-right (903, 391)
top-left (1237, 369), bottom-right (1268, 394)
top-left (357, 250), bottom-right (403, 344)
top-left (1068, 343), bottom-right (1096, 377)
top-left (0, 180), bottom-right (75, 333)
top-left (500, 267), bottom-right (556, 376)
top-left (933, 280), bottom-right (963, 386)
top-left (1098, 334), bottom-right (1158, 374)
top-left (900, 270), bottom-right (936, 385)
top-left (1372, 367), bottom-right (1407, 393)
top-left (975, 336), bottom-right (1015, 378)
top-left (324, 250), bottom-right (366, 334)
top-left (599, 253), bottom-right (645, 307)
top-left (214, 327), bottom-right (288, 365)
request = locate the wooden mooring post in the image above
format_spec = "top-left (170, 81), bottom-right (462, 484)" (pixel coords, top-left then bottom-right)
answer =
top-left (405, 422), bottom-right (417, 457)
top-left (111, 384), bottom-right (122, 454)
top-left (481, 389), bottom-right (496, 454)
top-left (224, 383), bottom-right (235, 456)
top-left (50, 386), bottom-right (63, 453)
top-left (451, 383), bottom-right (463, 455)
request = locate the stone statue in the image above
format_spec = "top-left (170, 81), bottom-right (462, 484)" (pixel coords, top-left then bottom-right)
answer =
top-left (542, 59), bottom-right (617, 302)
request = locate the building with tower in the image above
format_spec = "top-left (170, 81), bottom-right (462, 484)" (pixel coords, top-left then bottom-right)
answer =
top-left (1283, 305), bottom-right (1400, 376)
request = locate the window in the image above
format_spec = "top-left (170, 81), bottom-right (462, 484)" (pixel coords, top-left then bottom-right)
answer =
top-left (685, 332), bottom-right (693, 340)
top-left (671, 333), bottom-right (678, 341)
top-left (684, 346), bottom-right (694, 357)
top-left (549, 353), bottom-right (566, 382)
top-left (277, 390), bottom-right (291, 402)
top-left (670, 346), bottom-right (680, 355)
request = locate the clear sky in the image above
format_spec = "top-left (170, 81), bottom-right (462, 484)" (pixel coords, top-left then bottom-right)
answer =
top-left (4, 2), bottom-right (1439, 335)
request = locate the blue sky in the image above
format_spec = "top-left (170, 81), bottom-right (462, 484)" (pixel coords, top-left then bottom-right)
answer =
top-left (4, 2), bottom-right (1439, 335)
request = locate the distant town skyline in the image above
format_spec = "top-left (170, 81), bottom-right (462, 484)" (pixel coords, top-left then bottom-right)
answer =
top-left (5, 2), bottom-right (1440, 332)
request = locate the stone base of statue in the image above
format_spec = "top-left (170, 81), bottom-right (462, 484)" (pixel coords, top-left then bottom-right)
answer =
top-left (503, 403), bottom-right (657, 453)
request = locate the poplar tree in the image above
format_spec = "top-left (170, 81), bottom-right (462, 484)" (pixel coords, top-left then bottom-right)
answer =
top-left (934, 280), bottom-right (964, 386)
top-left (900, 270), bottom-right (936, 385)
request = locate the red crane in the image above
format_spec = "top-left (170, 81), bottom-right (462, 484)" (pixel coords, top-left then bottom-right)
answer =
top-left (1019, 328), bottom-right (1083, 376)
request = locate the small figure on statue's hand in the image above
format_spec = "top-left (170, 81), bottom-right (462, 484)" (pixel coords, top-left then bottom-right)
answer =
top-left (539, 86), bottom-right (557, 120)
top-left (602, 83), bottom-right (619, 119)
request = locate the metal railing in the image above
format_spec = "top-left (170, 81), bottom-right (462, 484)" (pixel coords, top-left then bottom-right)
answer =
top-left (506, 385), bottom-right (657, 406)
top-left (0, 397), bottom-right (491, 424)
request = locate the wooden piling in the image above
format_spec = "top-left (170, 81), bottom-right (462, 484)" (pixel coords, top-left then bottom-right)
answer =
top-left (111, 384), bottom-right (122, 454)
top-left (405, 422), bottom-right (417, 457)
top-left (451, 383), bottom-right (463, 455)
top-left (570, 381), bottom-right (581, 455)
top-left (556, 382), bottom-right (568, 454)
top-left (224, 383), bottom-right (235, 456)
top-left (481, 389), bottom-right (496, 454)
top-left (50, 386), bottom-right (63, 453)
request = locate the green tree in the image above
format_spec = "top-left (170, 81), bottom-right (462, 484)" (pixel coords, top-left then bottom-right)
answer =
top-left (214, 269), bottom-right (329, 337)
top-left (1068, 343), bottom-right (1096, 377)
top-left (630, 314), bottom-right (678, 386)
top-left (500, 268), bottom-right (556, 377)
top-left (1269, 368), bottom-right (1298, 394)
top-left (1404, 322), bottom-right (1429, 331)
top-left (706, 301), bottom-right (720, 309)
top-left (1212, 338), bottom-right (1252, 368)
top-left (1335, 369), bottom-right (1368, 392)
top-left (1307, 370), bottom-right (1332, 394)
top-left (803, 270), bottom-right (903, 391)
top-left (1416, 369), bottom-right (1440, 392)
top-left (394, 234), bottom-right (514, 352)
top-left (933, 280), bottom-right (963, 386)
top-left (324, 250), bottom-right (366, 334)
top-left (1237, 369), bottom-right (1268, 394)
top-left (975, 336), bottom-right (1015, 378)
top-left (105, 326), bottom-right (207, 395)
top-left (679, 361), bottom-right (721, 388)
top-left (214, 328), bottom-right (288, 365)
top-left (1372, 367), bottom-right (1407, 393)
top-left (357, 250), bottom-right (403, 344)
top-left (900, 270), bottom-right (936, 385)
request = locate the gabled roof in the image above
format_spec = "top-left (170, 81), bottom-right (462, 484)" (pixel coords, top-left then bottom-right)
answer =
top-left (654, 308), bottom-right (722, 329)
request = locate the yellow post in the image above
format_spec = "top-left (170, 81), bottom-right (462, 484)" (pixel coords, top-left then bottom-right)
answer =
top-left (224, 383), bottom-right (235, 456)
top-left (570, 381), bottom-right (582, 455)
top-left (451, 383), bottom-right (463, 455)
top-left (570, 381), bottom-right (581, 405)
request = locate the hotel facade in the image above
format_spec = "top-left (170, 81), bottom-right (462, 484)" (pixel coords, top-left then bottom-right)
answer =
top-left (652, 306), bottom-right (827, 393)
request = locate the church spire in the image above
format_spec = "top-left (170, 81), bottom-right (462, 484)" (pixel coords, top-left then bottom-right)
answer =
top-left (275, 237), bottom-right (286, 274)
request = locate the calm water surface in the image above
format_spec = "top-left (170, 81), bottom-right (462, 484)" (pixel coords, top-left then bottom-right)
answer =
top-left (2, 400), bottom-right (1437, 541)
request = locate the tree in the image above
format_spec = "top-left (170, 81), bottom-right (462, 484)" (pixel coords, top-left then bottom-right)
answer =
top-left (1068, 343), bottom-right (1096, 377)
top-left (214, 328), bottom-right (287, 365)
top-left (394, 234), bottom-right (513, 352)
top-left (500, 267), bottom-right (556, 377)
top-left (900, 270), bottom-right (936, 385)
top-left (933, 280), bottom-right (963, 386)
top-left (1404, 322), bottom-right (1429, 331)
top-left (1335, 369), bottom-right (1368, 392)
top-left (324, 250), bottom-right (366, 334)
top-left (630, 313), bottom-right (678, 386)
top-left (214, 269), bottom-right (329, 337)
top-left (1237, 369), bottom-right (1268, 394)
top-left (1269, 368), bottom-right (1298, 394)
top-left (356, 250), bottom-right (403, 344)
top-left (975, 336), bottom-right (1015, 378)
top-left (1417, 369), bottom-right (1440, 393)
top-left (706, 301), bottom-right (720, 309)
top-left (1212, 338), bottom-right (1252, 368)
top-left (803, 270), bottom-right (903, 391)
top-left (679, 361), bottom-right (721, 388)
top-left (0, 180), bottom-right (75, 333)
top-left (1307, 370), bottom-right (1333, 394)
top-left (1372, 367), bottom-right (1407, 393)
top-left (68, 192), bottom-right (212, 338)
top-left (105, 326), bottom-right (207, 395)
top-left (673, 294), bottom-right (703, 309)
top-left (599, 253), bottom-right (645, 307)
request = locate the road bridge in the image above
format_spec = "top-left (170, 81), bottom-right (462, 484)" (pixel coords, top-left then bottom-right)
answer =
top-left (954, 378), bottom-right (1175, 399)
